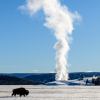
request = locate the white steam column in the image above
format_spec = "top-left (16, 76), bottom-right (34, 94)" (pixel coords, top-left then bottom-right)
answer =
top-left (19, 0), bottom-right (80, 81)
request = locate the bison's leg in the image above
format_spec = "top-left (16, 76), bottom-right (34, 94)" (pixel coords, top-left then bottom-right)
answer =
top-left (12, 93), bottom-right (13, 96)
top-left (23, 94), bottom-right (25, 97)
top-left (12, 93), bottom-right (16, 96)
top-left (19, 94), bottom-right (22, 97)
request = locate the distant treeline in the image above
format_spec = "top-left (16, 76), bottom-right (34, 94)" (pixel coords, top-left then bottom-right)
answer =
top-left (0, 72), bottom-right (100, 85)
top-left (0, 75), bottom-right (44, 85)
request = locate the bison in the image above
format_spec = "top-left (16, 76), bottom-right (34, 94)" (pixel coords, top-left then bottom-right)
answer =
top-left (12, 87), bottom-right (29, 97)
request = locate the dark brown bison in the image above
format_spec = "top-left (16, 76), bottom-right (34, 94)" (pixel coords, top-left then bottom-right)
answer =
top-left (12, 87), bottom-right (29, 97)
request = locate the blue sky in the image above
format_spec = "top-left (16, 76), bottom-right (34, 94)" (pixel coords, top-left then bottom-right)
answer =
top-left (0, 0), bottom-right (100, 73)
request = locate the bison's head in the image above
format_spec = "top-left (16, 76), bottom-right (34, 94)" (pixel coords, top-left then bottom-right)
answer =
top-left (26, 90), bottom-right (29, 95)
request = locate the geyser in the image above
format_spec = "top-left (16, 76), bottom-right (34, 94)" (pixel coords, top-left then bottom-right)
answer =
top-left (19, 0), bottom-right (80, 81)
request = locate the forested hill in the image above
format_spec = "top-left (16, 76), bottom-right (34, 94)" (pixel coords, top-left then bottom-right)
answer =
top-left (0, 72), bottom-right (100, 85)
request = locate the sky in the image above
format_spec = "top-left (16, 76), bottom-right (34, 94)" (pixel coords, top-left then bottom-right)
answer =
top-left (0, 0), bottom-right (100, 73)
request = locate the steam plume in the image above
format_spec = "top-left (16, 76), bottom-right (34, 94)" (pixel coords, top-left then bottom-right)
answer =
top-left (20, 0), bottom-right (80, 81)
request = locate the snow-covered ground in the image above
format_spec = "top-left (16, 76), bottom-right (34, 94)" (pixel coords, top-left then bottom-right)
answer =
top-left (0, 85), bottom-right (100, 100)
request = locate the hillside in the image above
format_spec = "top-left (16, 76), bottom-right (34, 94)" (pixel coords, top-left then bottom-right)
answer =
top-left (0, 75), bottom-right (43, 85)
top-left (0, 72), bottom-right (100, 85)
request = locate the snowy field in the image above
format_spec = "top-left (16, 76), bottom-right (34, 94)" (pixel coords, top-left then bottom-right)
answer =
top-left (0, 85), bottom-right (100, 100)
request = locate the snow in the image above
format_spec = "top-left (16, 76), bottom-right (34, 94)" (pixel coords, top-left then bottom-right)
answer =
top-left (0, 85), bottom-right (100, 100)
